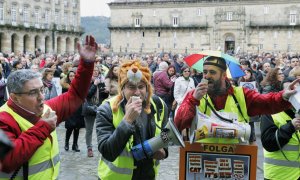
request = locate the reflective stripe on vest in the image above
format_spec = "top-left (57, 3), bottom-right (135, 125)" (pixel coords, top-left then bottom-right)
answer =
top-left (280, 144), bottom-right (299, 151)
top-left (98, 96), bottom-right (164, 180)
top-left (0, 154), bottom-right (60, 178)
top-left (263, 112), bottom-right (300, 180)
top-left (264, 157), bottom-right (299, 168)
top-left (198, 86), bottom-right (249, 144)
top-left (0, 103), bottom-right (60, 180)
top-left (101, 158), bottom-right (133, 175)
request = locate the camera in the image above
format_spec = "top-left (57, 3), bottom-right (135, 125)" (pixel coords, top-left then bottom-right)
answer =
top-left (0, 129), bottom-right (13, 160)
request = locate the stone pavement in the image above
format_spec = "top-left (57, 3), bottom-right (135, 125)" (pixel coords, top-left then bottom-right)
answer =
top-left (57, 122), bottom-right (264, 179)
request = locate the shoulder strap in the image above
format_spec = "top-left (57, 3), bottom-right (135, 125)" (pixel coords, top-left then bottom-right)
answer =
top-left (152, 95), bottom-right (163, 122)
top-left (231, 93), bottom-right (247, 122)
top-left (206, 101), bottom-right (233, 123)
top-left (275, 128), bottom-right (300, 162)
top-left (23, 163), bottom-right (28, 180)
top-left (10, 160), bottom-right (28, 180)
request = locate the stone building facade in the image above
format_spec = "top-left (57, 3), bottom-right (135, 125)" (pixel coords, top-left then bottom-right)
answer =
top-left (0, 0), bottom-right (82, 55)
top-left (109, 0), bottom-right (300, 54)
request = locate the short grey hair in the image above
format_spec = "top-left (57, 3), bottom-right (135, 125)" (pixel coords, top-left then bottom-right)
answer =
top-left (7, 69), bottom-right (41, 93)
top-left (158, 61), bottom-right (168, 71)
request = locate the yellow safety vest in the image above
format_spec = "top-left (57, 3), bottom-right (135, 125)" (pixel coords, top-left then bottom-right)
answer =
top-left (98, 96), bottom-right (165, 180)
top-left (264, 112), bottom-right (300, 180)
top-left (0, 103), bottom-right (60, 180)
top-left (198, 86), bottom-right (249, 144)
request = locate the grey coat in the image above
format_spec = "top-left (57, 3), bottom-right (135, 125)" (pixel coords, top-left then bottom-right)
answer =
top-left (44, 82), bottom-right (58, 100)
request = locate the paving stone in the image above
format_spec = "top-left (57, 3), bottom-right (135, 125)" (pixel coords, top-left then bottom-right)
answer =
top-left (57, 122), bottom-right (264, 179)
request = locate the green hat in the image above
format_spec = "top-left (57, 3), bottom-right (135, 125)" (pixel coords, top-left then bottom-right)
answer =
top-left (203, 56), bottom-right (227, 71)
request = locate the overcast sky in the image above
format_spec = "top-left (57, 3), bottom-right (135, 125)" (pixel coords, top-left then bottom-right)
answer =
top-left (80, 0), bottom-right (113, 17)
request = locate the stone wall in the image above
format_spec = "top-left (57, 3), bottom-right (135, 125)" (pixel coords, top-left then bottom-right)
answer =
top-left (0, 0), bottom-right (82, 54)
top-left (109, 0), bottom-right (300, 54)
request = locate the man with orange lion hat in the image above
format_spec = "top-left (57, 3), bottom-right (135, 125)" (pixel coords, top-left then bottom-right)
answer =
top-left (95, 60), bottom-right (169, 180)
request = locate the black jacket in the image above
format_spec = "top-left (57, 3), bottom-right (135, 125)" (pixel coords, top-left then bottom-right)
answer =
top-left (260, 109), bottom-right (297, 152)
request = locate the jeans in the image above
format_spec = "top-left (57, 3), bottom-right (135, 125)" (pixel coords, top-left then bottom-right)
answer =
top-left (84, 115), bottom-right (96, 149)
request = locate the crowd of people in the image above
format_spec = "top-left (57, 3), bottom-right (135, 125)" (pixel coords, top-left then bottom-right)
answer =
top-left (0, 40), bottom-right (299, 179)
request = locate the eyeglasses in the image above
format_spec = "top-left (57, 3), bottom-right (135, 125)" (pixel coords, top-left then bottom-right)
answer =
top-left (125, 84), bottom-right (146, 91)
top-left (14, 87), bottom-right (45, 97)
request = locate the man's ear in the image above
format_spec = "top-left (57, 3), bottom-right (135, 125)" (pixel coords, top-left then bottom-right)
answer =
top-left (222, 70), bottom-right (227, 80)
top-left (10, 93), bottom-right (19, 102)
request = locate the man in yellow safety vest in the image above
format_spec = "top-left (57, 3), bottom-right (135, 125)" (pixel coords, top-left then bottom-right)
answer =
top-left (95, 60), bottom-right (169, 180)
top-left (0, 35), bottom-right (97, 179)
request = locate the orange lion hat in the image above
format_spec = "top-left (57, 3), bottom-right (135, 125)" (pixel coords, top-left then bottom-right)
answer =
top-left (112, 60), bottom-right (153, 114)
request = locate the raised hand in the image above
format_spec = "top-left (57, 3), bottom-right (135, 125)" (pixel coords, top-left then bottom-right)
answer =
top-left (193, 79), bottom-right (208, 100)
top-left (77, 35), bottom-right (98, 62)
top-left (282, 78), bottom-right (300, 100)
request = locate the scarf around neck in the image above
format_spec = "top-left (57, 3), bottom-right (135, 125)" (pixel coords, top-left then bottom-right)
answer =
top-left (43, 79), bottom-right (53, 89)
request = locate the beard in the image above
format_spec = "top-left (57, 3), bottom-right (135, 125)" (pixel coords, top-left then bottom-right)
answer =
top-left (207, 78), bottom-right (225, 95)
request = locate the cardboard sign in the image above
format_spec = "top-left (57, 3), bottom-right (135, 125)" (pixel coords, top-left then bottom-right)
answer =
top-left (179, 142), bottom-right (257, 180)
top-left (188, 153), bottom-right (202, 173)
top-left (289, 85), bottom-right (300, 114)
top-left (239, 81), bottom-right (257, 91)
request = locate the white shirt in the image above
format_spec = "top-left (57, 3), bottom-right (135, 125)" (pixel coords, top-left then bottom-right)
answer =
top-left (173, 76), bottom-right (195, 105)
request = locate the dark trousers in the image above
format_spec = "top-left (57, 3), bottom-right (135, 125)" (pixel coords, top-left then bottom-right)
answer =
top-left (65, 128), bottom-right (80, 145)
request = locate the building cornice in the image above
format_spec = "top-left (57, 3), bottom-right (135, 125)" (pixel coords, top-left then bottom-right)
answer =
top-left (109, 0), bottom-right (300, 9)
